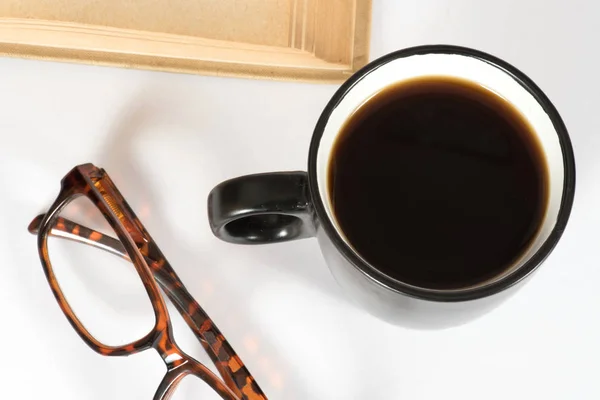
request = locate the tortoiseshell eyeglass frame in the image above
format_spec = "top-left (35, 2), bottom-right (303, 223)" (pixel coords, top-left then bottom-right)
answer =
top-left (28, 163), bottom-right (267, 400)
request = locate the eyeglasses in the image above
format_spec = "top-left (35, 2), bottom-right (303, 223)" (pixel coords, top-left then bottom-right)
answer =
top-left (28, 163), bottom-right (268, 400)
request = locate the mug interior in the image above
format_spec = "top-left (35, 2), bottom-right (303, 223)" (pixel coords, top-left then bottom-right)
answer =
top-left (315, 50), bottom-right (566, 293)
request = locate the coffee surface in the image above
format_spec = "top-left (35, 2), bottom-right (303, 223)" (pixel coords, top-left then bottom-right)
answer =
top-left (328, 76), bottom-right (548, 289)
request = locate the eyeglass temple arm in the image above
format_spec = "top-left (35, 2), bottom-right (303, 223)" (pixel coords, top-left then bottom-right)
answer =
top-left (28, 214), bottom-right (263, 400)
top-left (28, 214), bottom-right (131, 259)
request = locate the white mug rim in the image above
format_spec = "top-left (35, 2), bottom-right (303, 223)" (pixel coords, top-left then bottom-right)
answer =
top-left (307, 45), bottom-right (576, 302)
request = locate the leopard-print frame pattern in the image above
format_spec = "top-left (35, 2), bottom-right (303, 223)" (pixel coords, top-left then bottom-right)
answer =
top-left (31, 163), bottom-right (267, 400)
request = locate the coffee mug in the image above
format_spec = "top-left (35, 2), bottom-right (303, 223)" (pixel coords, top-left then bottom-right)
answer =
top-left (207, 45), bottom-right (575, 328)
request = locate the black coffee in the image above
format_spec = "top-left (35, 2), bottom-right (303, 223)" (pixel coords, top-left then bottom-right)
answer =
top-left (328, 76), bottom-right (548, 290)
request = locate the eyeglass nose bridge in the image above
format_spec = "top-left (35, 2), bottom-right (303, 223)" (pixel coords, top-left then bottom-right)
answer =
top-left (152, 349), bottom-right (242, 400)
top-left (148, 326), bottom-right (242, 400)
top-left (151, 327), bottom-right (187, 368)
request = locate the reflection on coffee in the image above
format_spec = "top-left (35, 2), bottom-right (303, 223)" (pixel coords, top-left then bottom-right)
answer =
top-left (328, 76), bottom-right (549, 290)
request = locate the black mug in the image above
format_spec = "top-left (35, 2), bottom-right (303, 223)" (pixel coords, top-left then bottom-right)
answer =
top-left (208, 45), bottom-right (575, 328)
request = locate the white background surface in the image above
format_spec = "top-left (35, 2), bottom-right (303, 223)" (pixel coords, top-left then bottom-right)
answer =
top-left (1, 0), bottom-right (599, 398)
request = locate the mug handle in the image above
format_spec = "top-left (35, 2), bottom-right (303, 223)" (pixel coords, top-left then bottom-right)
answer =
top-left (207, 172), bottom-right (316, 244)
